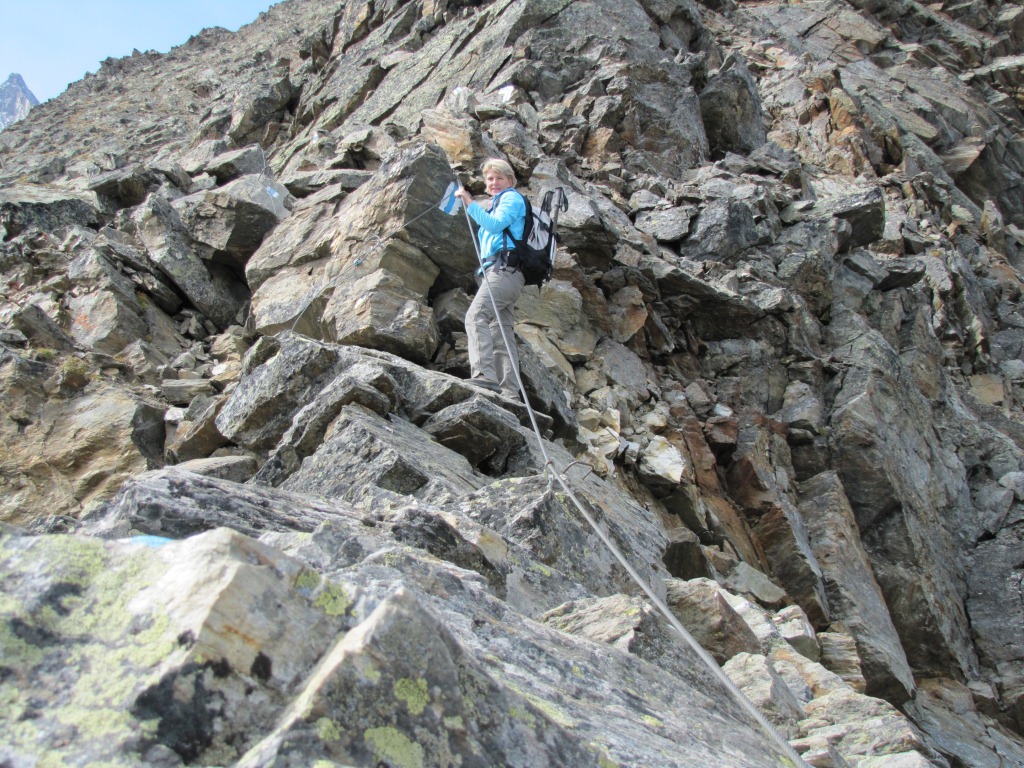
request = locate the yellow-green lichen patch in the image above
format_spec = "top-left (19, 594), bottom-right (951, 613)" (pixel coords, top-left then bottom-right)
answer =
top-left (313, 581), bottom-right (351, 617)
top-left (364, 726), bottom-right (424, 768)
top-left (36, 535), bottom-right (110, 585)
top-left (55, 701), bottom-right (139, 744)
top-left (381, 551), bottom-right (404, 568)
top-left (508, 705), bottom-right (537, 728)
top-left (641, 714), bottom-right (665, 728)
top-left (394, 677), bottom-right (429, 716)
top-left (499, 677), bottom-right (577, 730)
top-left (528, 695), bottom-right (576, 729)
top-left (294, 568), bottom-right (321, 594)
top-left (3, 536), bottom-right (178, 753)
top-left (531, 561), bottom-right (553, 577)
top-left (317, 717), bottom-right (343, 742)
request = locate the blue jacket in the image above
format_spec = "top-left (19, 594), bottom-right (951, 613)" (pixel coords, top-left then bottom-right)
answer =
top-left (466, 188), bottom-right (526, 272)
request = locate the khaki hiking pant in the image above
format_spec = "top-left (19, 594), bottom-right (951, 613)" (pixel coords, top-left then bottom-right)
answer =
top-left (466, 266), bottom-right (525, 397)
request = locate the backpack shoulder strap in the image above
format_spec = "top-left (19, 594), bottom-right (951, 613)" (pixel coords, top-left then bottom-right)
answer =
top-left (501, 189), bottom-right (530, 249)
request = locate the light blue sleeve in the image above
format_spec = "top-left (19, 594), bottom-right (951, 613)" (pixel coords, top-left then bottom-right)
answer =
top-left (467, 190), bottom-right (526, 240)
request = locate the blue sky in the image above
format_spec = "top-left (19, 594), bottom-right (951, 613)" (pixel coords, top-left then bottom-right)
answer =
top-left (1, 1), bottom-right (280, 103)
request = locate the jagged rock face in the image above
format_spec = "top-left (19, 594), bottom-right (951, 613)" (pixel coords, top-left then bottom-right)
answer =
top-left (5, 0), bottom-right (1024, 766)
top-left (0, 73), bottom-right (38, 130)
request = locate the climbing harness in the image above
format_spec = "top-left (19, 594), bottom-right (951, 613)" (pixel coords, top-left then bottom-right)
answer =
top-left (457, 176), bottom-right (811, 768)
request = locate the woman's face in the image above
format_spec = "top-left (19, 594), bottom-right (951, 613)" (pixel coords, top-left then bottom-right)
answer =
top-left (484, 170), bottom-right (513, 196)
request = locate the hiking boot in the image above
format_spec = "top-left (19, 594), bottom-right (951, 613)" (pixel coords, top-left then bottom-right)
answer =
top-left (468, 376), bottom-right (501, 392)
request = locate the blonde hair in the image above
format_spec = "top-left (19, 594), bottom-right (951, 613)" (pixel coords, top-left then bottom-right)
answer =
top-left (481, 158), bottom-right (517, 186)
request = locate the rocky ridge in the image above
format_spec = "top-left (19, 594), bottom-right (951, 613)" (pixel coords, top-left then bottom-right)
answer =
top-left (3, 0), bottom-right (1024, 766)
top-left (0, 73), bottom-right (39, 131)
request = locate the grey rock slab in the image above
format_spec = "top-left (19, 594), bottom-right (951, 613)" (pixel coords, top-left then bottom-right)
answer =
top-left (905, 679), bottom-right (1024, 768)
top-left (0, 374), bottom-right (165, 526)
top-left (86, 165), bottom-right (157, 207)
top-left (279, 167), bottom-right (374, 198)
top-left (442, 473), bottom-right (669, 603)
top-left (327, 550), bottom-right (805, 768)
top-left (219, 332), bottom-right (558, 482)
top-left (321, 267), bottom-right (440, 365)
top-left (216, 332), bottom-right (345, 452)
top-left (243, 181), bottom-right (348, 292)
top-left (767, 643), bottom-right (846, 704)
top-left (166, 395), bottom-right (231, 463)
top-left (11, 302), bottom-right (79, 351)
top-left (251, 360), bottom-right (400, 486)
top-left (422, 395), bottom-right (531, 476)
top-left (818, 631), bottom-right (868, 693)
top-left (750, 496), bottom-right (831, 626)
top-left (515, 333), bottom-right (579, 442)
top-left (591, 337), bottom-right (651, 399)
top-left (261, 489), bottom-right (593, 618)
top-left (723, 652), bottom-right (805, 737)
top-left (235, 586), bottom-right (601, 768)
top-left (681, 197), bottom-right (763, 261)
top-left (966, 522), bottom-right (1024, 731)
top-left (877, 258), bottom-right (926, 291)
top-left (174, 454), bottom-right (259, 484)
top-left (828, 330), bottom-right (979, 694)
top-left (278, 403), bottom-right (486, 504)
top-left (805, 183), bottom-right (886, 250)
top-left (665, 577), bottom-right (764, 664)
top-left (160, 377), bottom-right (216, 406)
top-left (538, 591), bottom-right (735, 692)
top-left (204, 144), bottom-right (269, 182)
top-left (634, 205), bottom-right (694, 242)
top-left (726, 422), bottom-right (830, 625)
top-left (797, 471), bottom-right (915, 704)
top-left (80, 466), bottom-right (359, 540)
top-left (801, 687), bottom-right (936, 766)
top-left (773, 605), bottom-right (821, 662)
top-left (248, 146), bottom-right (461, 347)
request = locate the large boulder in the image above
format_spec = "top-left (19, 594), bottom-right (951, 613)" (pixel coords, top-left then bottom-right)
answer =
top-left (699, 54), bottom-right (768, 157)
top-left (173, 175), bottom-right (290, 266)
top-left (132, 196), bottom-right (249, 328)
top-left (248, 144), bottom-right (469, 353)
top-left (0, 186), bottom-right (103, 239)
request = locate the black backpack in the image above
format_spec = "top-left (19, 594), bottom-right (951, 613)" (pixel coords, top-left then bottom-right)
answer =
top-left (504, 188), bottom-right (567, 287)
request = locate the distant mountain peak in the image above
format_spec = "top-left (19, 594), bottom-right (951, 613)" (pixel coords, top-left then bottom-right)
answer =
top-left (0, 72), bottom-right (40, 130)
